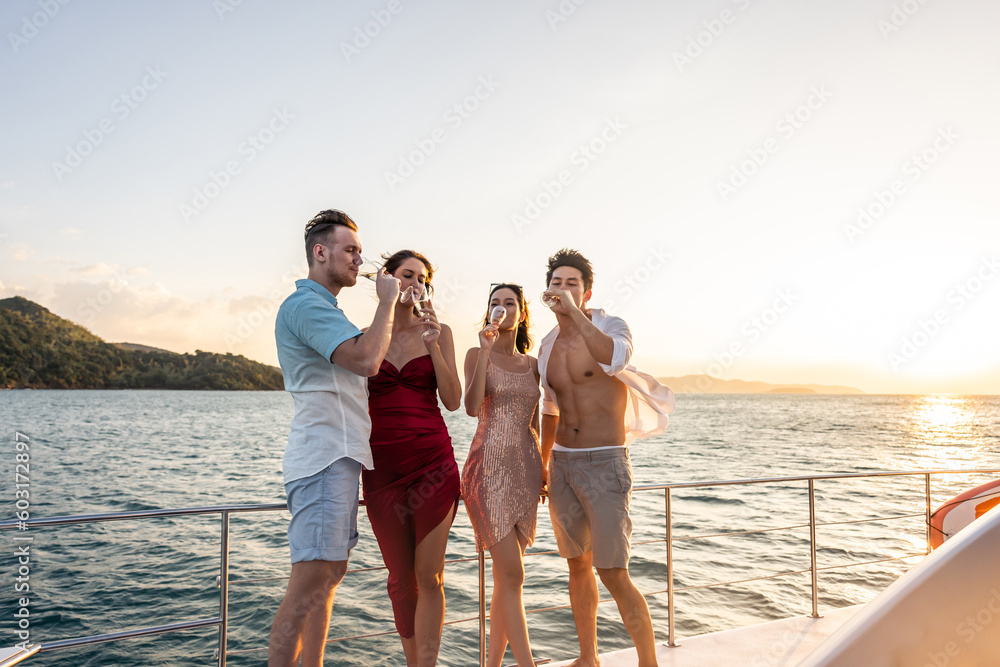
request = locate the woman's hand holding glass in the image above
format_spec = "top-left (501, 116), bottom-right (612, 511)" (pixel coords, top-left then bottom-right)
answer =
top-left (478, 305), bottom-right (506, 350)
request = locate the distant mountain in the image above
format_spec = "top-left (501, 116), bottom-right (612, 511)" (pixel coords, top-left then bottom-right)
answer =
top-left (0, 296), bottom-right (283, 390)
top-left (658, 374), bottom-right (864, 395)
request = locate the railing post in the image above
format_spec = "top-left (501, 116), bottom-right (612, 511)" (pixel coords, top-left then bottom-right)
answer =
top-left (808, 479), bottom-right (819, 619)
top-left (478, 549), bottom-right (486, 667)
top-left (665, 488), bottom-right (677, 647)
top-left (925, 473), bottom-right (932, 554)
top-left (218, 511), bottom-right (230, 667)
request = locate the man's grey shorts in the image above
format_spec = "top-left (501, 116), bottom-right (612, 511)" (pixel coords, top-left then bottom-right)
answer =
top-left (285, 457), bottom-right (362, 564)
top-left (547, 447), bottom-right (633, 569)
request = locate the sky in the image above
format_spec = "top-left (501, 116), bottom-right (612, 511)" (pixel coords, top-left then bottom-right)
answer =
top-left (1, 0), bottom-right (998, 394)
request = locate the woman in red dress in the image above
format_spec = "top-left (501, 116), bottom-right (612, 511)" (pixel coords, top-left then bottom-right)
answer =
top-left (362, 250), bottom-right (462, 666)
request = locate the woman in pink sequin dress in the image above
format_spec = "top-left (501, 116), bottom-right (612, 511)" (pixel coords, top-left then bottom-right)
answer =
top-left (462, 283), bottom-right (543, 667)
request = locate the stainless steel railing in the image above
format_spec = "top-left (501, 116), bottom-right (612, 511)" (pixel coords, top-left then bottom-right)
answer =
top-left (2, 468), bottom-right (999, 665)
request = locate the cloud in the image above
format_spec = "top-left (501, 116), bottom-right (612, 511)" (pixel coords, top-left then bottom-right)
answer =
top-left (59, 228), bottom-right (83, 237)
top-left (71, 263), bottom-right (124, 276)
top-left (0, 283), bottom-right (40, 302)
top-left (227, 294), bottom-right (278, 316)
top-left (10, 243), bottom-right (35, 261)
top-left (1, 182), bottom-right (12, 189)
top-left (27, 278), bottom-right (279, 365)
top-left (48, 279), bottom-right (229, 351)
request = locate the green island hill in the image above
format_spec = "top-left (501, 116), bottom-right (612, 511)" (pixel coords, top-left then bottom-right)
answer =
top-left (0, 296), bottom-right (283, 390)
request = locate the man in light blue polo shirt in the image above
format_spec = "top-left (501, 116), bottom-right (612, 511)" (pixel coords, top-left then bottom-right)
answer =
top-left (269, 210), bottom-right (399, 667)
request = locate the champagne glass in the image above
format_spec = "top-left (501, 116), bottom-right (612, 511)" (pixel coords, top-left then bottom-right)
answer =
top-left (416, 287), bottom-right (433, 311)
top-left (489, 305), bottom-right (507, 327)
top-left (357, 256), bottom-right (381, 282)
top-left (399, 281), bottom-right (433, 305)
top-left (539, 291), bottom-right (560, 308)
top-left (416, 289), bottom-right (434, 338)
top-left (399, 282), bottom-right (430, 305)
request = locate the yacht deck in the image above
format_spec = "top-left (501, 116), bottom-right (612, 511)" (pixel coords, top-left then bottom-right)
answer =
top-left (548, 605), bottom-right (862, 667)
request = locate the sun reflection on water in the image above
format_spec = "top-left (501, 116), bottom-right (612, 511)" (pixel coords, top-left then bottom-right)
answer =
top-left (916, 396), bottom-right (972, 431)
top-left (906, 395), bottom-right (979, 467)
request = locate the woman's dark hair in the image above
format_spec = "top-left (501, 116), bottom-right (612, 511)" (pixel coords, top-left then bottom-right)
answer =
top-left (381, 250), bottom-right (434, 288)
top-left (483, 283), bottom-right (532, 354)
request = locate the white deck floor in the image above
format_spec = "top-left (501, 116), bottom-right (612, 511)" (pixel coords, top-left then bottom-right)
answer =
top-left (547, 605), bottom-right (862, 667)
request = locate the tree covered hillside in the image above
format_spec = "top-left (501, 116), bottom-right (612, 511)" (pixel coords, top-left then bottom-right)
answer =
top-left (0, 296), bottom-right (283, 390)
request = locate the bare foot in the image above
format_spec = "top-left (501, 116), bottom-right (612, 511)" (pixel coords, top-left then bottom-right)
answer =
top-left (566, 657), bottom-right (600, 667)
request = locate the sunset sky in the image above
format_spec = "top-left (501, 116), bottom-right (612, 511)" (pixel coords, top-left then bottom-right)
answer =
top-left (2, 0), bottom-right (998, 394)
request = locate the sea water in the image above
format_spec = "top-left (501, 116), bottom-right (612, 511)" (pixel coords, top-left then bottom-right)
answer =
top-left (1, 391), bottom-right (998, 666)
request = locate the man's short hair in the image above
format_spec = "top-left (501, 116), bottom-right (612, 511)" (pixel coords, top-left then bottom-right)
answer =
top-left (545, 248), bottom-right (594, 292)
top-left (304, 210), bottom-right (358, 267)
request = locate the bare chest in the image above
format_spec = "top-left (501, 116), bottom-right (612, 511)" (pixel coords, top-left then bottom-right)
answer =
top-left (547, 334), bottom-right (605, 389)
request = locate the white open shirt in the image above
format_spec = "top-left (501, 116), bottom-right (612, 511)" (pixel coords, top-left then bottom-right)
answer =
top-left (538, 309), bottom-right (675, 446)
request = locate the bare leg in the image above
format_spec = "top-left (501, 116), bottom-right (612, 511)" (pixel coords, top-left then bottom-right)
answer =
top-left (487, 530), bottom-right (534, 666)
top-left (566, 552), bottom-right (600, 667)
top-left (596, 567), bottom-right (657, 667)
top-left (400, 636), bottom-right (418, 667)
top-left (411, 509), bottom-right (456, 666)
top-left (269, 559), bottom-right (347, 667)
top-left (487, 584), bottom-right (508, 667)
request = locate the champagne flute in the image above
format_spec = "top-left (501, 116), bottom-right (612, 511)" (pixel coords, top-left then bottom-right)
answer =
top-left (539, 291), bottom-right (560, 308)
top-left (357, 256), bottom-right (382, 282)
top-left (416, 288), bottom-right (434, 338)
top-left (483, 305), bottom-right (506, 343)
top-left (399, 281), bottom-right (428, 305)
top-left (489, 305), bottom-right (507, 327)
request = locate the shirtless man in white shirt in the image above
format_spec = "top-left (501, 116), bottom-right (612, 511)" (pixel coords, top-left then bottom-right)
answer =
top-left (539, 249), bottom-right (662, 667)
